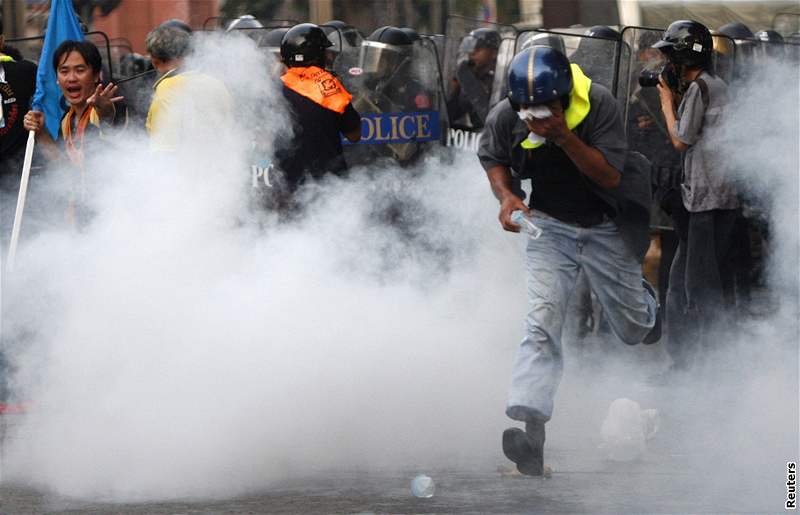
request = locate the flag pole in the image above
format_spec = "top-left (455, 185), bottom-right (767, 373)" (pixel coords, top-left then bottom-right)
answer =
top-left (6, 130), bottom-right (36, 271)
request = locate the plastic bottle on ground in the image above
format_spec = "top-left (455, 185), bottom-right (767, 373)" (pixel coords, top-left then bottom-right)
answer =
top-left (410, 474), bottom-right (435, 498)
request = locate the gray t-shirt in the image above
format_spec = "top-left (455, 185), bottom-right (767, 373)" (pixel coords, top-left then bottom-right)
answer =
top-left (478, 82), bottom-right (631, 218)
top-left (674, 71), bottom-right (739, 212)
top-left (478, 82), bottom-right (628, 176)
top-left (478, 83), bottom-right (653, 261)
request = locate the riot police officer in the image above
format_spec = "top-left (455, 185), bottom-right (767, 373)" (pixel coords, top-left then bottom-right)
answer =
top-left (447, 28), bottom-right (501, 129)
top-left (358, 26), bottom-right (433, 113)
top-left (274, 23), bottom-right (361, 200)
top-left (569, 25), bottom-right (621, 90)
top-left (478, 45), bottom-right (658, 475)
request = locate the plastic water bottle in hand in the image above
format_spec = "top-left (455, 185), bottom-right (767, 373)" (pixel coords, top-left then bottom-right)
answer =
top-left (511, 210), bottom-right (543, 239)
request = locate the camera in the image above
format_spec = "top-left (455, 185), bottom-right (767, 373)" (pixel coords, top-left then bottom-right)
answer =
top-left (638, 65), bottom-right (678, 89)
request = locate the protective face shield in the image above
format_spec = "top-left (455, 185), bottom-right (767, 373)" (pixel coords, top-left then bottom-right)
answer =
top-left (322, 26), bottom-right (343, 55)
top-left (358, 40), bottom-right (409, 80)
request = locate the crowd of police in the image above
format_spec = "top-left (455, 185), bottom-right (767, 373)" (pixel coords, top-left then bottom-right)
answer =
top-left (1, 11), bottom-right (798, 475)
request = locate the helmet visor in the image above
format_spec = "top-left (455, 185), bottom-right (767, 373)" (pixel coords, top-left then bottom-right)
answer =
top-left (652, 39), bottom-right (675, 51)
top-left (359, 41), bottom-right (403, 76)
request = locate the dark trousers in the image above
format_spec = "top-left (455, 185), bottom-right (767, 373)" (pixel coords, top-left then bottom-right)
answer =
top-left (665, 207), bottom-right (738, 368)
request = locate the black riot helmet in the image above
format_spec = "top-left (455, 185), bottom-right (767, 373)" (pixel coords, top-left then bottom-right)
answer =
top-left (367, 25), bottom-right (413, 46)
top-left (716, 21), bottom-right (757, 71)
top-left (718, 21), bottom-right (755, 40)
top-left (584, 25), bottom-right (620, 40)
top-left (459, 28), bottom-right (501, 54)
top-left (323, 20), bottom-right (363, 48)
top-left (755, 30), bottom-right (786, 59)
top-left (281, 23), bottom-right (333, 67)
top-left (260, 27), bottom-right (289, 48)
top-left (360, 26), bottom-right (413, 78)
top-left (520, 31), bottom-right (566, 56)
top-left (400, 27), bottom-right (421, 42)
top-left (653, 20), bottom-right (713, 68)
top-left (756, 29), bottom-right (784, 43)
top-left (259, 27), bottom-right (289, 55)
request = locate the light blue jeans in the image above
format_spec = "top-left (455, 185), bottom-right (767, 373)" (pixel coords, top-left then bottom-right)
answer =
top-left (506, 211), bottom-right (657, 423)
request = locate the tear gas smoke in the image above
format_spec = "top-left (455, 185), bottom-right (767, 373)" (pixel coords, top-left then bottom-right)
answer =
top-left (0, 34), bottom-right (796, 511)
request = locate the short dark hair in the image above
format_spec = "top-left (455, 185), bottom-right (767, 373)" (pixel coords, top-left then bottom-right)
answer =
top-left (53, 40), bottom-right (102, 73)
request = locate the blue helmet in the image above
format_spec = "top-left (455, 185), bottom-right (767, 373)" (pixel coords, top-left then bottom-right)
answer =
top-left (507, 45), bottom-right (572, 107)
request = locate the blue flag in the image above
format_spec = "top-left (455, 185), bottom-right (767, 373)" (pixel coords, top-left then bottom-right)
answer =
top-left (32, 0), bottom-right (84, 140)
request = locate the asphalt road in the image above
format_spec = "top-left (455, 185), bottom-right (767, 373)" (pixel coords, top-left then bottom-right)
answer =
top-left (1, 318), bottom-right (796, 514)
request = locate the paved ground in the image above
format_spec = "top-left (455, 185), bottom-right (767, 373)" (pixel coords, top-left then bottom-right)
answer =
top-left (0, 448), bottom-right (790, 514)
top-left (0, 315), bottom-right (795, 514)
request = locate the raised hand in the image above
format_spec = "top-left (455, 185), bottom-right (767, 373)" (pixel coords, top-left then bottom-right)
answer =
top-left (87, 83), bottom-right (124, 122)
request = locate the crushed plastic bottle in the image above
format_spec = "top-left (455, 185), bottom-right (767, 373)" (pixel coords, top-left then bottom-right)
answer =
top-left (599, 398), bottom-right (660, 462)
top-left (511, 210), bottom-right (543, 239)
top-left (410, 474), bottom-right (435, 498)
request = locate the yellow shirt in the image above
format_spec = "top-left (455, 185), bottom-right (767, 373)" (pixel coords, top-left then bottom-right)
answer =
top-left (146, 69), bottom-right (233, 152)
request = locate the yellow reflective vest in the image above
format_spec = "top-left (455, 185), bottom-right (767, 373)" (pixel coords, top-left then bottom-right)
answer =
top-left (521, 63), bottom-right (592, 150)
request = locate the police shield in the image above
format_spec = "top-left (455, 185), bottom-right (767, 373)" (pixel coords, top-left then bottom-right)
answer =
top-left (442, 16), bottom-right (516, 140)
top-left (516, 27), bottom-right (622, 94)
top-left (615, 27), bottom-right (678, 170)
top-left (339, 28), bottom-right (445, 165)
top-left (5, 31), bottom-right (116, 81)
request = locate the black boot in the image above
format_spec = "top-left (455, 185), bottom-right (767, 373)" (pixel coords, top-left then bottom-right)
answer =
top-left (502, 420), bottom-right (545, 476)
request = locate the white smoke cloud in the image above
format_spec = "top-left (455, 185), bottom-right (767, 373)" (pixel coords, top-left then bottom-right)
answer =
top-left (0, 34), bottom-right (796, 511)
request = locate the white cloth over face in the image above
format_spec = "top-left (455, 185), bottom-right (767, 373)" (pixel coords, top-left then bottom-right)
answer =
top-left (517, 105), bottom-right (552, 145)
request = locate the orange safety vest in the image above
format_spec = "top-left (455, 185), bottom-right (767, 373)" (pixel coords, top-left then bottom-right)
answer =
top-left (281, 66), bottom-right (352, 114)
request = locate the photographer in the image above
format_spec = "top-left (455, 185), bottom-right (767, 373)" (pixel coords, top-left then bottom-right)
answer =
top-left (653, 20), bottom-right (740, 376)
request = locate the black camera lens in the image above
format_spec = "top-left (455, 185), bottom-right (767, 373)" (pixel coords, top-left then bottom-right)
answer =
top-left (638, 66), bottom-right (663, 87)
